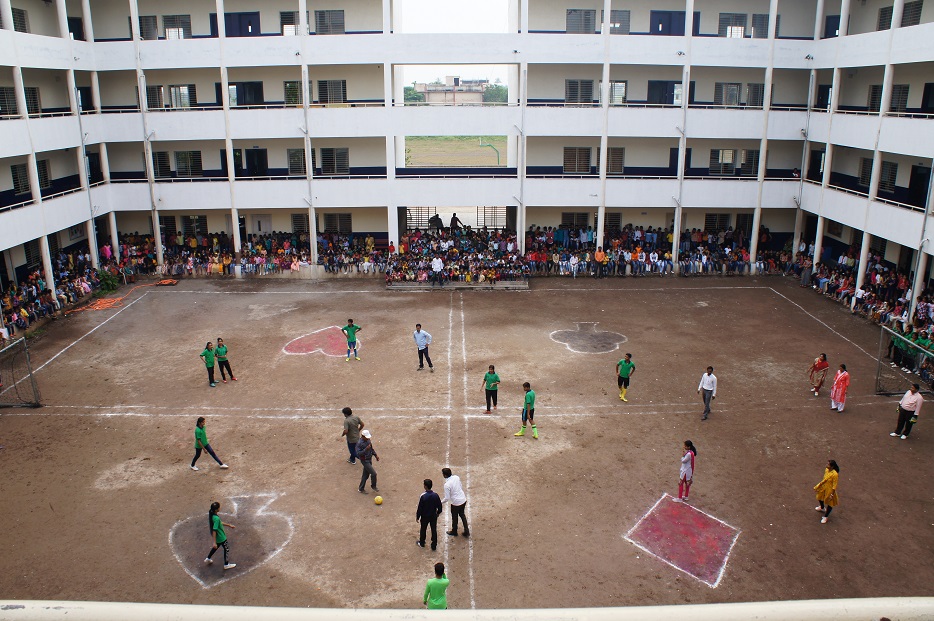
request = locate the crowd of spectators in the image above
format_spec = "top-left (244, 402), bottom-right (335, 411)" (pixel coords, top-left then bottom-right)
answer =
top-left (386, 228), bottom-right (527, 284)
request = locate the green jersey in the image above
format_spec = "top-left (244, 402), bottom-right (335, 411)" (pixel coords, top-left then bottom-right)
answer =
top-left (211, 514), bottom-right (227, 544)
top-left (617, 359), bottom-right (635, 378)
top-left (524, 390), bottom-right (535, 410)
top-left (215, 345), bottom-right (228, 361)
top-left (201, 349), bottom-right (216, 367)
top-left (424, 574), bottom-right (450, 609)
top-left (195, 426), bottom-right (208, 449)
top-left (343, 324), bottom-right (361, 342)
top-left (484, 372), bottom-right (500, 390)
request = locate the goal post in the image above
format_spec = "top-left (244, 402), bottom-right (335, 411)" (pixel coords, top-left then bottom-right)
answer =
top-left (0, 337), bottom-right (41, 408)
top-left (876, 325), bottom-right (934, 396)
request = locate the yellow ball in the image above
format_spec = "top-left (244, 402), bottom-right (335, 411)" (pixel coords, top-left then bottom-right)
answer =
top-left (374, 496), bottom-right (383, 505)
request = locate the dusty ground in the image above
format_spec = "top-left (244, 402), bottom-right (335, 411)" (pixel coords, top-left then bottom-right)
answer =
top-left (405, 136), bottom-right (507, 167)
top-left (0, 275), bottom-right (931, 609)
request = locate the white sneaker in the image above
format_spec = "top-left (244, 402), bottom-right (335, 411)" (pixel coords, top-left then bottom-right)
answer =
top-left (219, 464), bottom-right (229, 469)
top-left (890, 432), bottom-right (899, 437)
top-left (901, 435), bottom-right (907, 440)
top-left (223, 563), bottom-right (237, 570)
top-left (190, 465), bottom-right (199, 471)
top-left (815, 506), bottom-right (823, 511)
top-left (204, 558), bottom-right (213, 565)
top-left (820, 517), bottom-right (828, 524)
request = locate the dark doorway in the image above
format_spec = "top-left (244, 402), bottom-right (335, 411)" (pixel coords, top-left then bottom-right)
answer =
top-left (218, 82), bottom-right (264, 107)
top-left (210, 12), bottom-right (261, 37)
top-left (647, 80), bottom-right (692, 105)
top-left (823, 15), bottom-right (840, 38)
top-left (807, 149), bottom-right (825, 182)
top-left (244, 149), bottom-right (268, 177)
top-left (220, 149), bottom-right (245, 177)
top-left (86, 152), bottom-right (103, 184)
top-left (649, 11), bottom-right (701, 35)
top-left (921, 83), bottom-right (934, 113)
top-left (815, 85), bottom-right (832, 110)
top-left (67, 17), bottom-right (85, 41)
top-left (76, 86), bottom-right (93, 112)
top-left (908, 165), bottom-right (931, 209)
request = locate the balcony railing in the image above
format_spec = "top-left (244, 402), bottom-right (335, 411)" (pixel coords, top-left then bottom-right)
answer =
top-left (0, 198), bottom-right (34, 213)
top-left (875, 195), bottom-right (926, 212)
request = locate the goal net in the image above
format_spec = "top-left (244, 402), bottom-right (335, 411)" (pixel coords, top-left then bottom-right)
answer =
top-left (0, 337), bottom-right (41, 408)
top-left (876, 325), bottom-right (934, 396)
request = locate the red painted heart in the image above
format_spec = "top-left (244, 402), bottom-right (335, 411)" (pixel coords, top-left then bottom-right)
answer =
top-left (283, 326), bottom-right (358, 357)
top-left (169, 494), bottom-right (294, 588)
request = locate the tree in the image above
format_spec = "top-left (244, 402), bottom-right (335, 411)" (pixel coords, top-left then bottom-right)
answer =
top-left (483, 84), bottom-right (508, 103)
top-left (404, 86), bottom-right (424, 103)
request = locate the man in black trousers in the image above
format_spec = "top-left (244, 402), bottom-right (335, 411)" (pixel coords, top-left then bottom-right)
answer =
top-left (416, 479), bottom-right (443, 551)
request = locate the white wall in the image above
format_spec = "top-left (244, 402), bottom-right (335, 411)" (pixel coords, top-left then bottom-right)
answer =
top-left (144, 68), bottom-right (221, 106)
top-left (606, 137), bottom-right (678, 168)
top-left (771, 69), bottom-right (810, 106)
top-left (892, 62), bottom-right (934, 108)
top-left (776, 0), bottom-right (818, 38)
top-left (527, 64), bottom-right (602, 100)
top-left (608, 65), bottom-right (682, 101)
top-left (690, 66), bottom-right (766, 103)
top-left (11, 1), bottom-right (60, 38)
top-left (687, 138), bottom-right (762, 168)
top-left (98, 71), bottom-right (139, 108)
top-left (229, 139), bottom-right (304, 171)
top-left (526, 136), bottom-right (600, 167)
top-left (694, 0), bottom-right (772, 36)
top-left (310, 137), bottom-right (386, 167)
top-left (88, 0), bottom-right (131, 40)
top-left (837, 65), bottom-right (885, 108)
top-left (21, 69), bottom-right (71, 110)
top-left (832, 145), bottom-right (873, 178)
top-left (766, 140), bottom-right (803, 170)
top-left (310, 64), bottom-right (384, 101)
top-left (309, 0), bottom-right (383, 33)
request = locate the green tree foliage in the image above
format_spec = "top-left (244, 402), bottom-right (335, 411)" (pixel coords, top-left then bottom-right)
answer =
top-left (483, 84), bottom-right (508, 103)
top-left (404, 86), bottom-right (425, 102)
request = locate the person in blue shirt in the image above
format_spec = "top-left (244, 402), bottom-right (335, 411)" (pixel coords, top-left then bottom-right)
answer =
top-left (414, 323), bottom-right (434, 372)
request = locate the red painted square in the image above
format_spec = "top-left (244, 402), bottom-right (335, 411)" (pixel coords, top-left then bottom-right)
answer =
top-left (625, 494), bottom-right (740, 588)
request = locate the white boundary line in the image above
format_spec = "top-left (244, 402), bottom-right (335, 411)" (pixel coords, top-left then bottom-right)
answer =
top-left (623, 493), bottom-right (741, 589)
top-left (443, 291), bottom-right (454, 568)
top-left (459, 292), bottom-right (477, 609)
top-left (167, 493), bottom-right (294, 589)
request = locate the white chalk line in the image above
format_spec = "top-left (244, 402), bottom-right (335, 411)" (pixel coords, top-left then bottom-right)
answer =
top-left (623, 493), bottom-right (740, 589)
top-left (168, 492), bottom-right (294, 589)
top-left (153, 289), bottom-right (384, 295)
top-left (281, 326), bottom-right (351, 357)
top-left (534, 285), bottom-right (770, 292)
top-left (767, 288), bottom-right (877, 362)
top-left (459, 292), bottom-right (476, 610)
top-left (443, 291), bottom-right (454, 568)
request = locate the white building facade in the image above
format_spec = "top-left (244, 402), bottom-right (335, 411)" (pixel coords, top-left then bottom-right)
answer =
top-left (1, 0), bottom-right (932, 293)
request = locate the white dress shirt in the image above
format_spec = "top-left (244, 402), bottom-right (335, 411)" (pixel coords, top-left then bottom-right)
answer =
top-left (698, 373), bottom-right (717, 396)
top-left (442, 475), bottom-right (467, 506)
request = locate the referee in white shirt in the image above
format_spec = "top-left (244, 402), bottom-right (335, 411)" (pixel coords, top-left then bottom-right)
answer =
top-left (697, 366), bottom-right (717, 421)
top-left (891, 383), bottom-right (923, 440)
top-left (441, 468), bottom-right (469, 538)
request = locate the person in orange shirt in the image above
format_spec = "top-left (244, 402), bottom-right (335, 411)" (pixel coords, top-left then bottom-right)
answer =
top-left (594, 247), bottom-right (607, 278)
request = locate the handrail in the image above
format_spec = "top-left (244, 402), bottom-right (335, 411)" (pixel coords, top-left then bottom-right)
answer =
top-left (108, 178), bottom-right (147, 183)
top-left (688, 104), bottom-right (764, 110)
top-left (148, 105), bottom-right (223, 112)
top-left (885, 110), bottom-right (934, 119)
top-left (827, 183), bottom-right (869, 197)
top-left (874, 195), bottom-right (926, 212)
top-left (28, 111), bottom-right (74, 118)
top-left (769, 105), bottom-right (809, 111)
top-left (0, 114), bottom-right (23, 121)
top-left (0, 198), bottom-right (34, 213)
top-left (100, 107), bottom-right (142, 114)
top-left (396, 174), bottom-right (515, 179)
top-left (154, 176), bottom-right (227, 183)
top-left (397, 101), bottom-right (517, 107)
top-left (41, 186), bottom-right (84, 200)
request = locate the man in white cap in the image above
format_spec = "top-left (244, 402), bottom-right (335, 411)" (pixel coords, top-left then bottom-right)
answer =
top-left (355, 429), bottom-right (380, 493)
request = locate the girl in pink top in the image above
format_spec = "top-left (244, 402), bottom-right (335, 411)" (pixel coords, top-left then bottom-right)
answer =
top-left (677, 440), bottom-right (697, 502)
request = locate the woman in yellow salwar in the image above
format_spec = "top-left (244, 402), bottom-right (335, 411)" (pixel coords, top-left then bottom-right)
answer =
top-left (813, 460), bottom-right (839, 524)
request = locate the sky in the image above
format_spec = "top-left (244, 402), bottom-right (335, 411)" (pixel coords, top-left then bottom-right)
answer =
top-left (395, 0), bottom-right (510, 85)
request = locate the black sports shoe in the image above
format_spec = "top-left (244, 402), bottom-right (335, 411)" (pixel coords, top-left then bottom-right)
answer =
top-left (416, 541), bottom-right (425, 548)
top-left (446, 530), bottom-right (459, 536)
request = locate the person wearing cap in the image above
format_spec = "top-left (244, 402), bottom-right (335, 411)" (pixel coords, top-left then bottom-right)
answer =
top-left (891, 383), bottom-right (923, 440)
top-left (697, 366), bottom-right (717, 420)
top-left (355, 429), bottom-right (380, 494)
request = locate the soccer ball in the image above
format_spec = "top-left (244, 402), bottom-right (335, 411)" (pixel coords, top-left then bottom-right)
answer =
top-left (374, 496), bottom-right (383, 505)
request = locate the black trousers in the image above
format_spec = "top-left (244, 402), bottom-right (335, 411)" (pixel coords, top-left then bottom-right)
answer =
top-left (206, 366), bottom-right (215, 384)
top-left (894, 406), bottom-right (916, 437)
top-left (485, 389), bottom-right (498, 410)
top-left (218, 360), bottom-right (234, 380)
top-left (418, 347), bottom-right (433, 369)
top-left (451, 502), bottom-right (469, 535)
top-left (419, 517), bottom-right (438, 548)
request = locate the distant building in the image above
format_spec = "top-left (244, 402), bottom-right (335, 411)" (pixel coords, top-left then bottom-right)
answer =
top-left (415, 77), bottom-right (489, 105)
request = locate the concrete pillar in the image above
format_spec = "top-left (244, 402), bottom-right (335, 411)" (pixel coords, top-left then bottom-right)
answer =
top-left (108, 210), bottom-right (120, 260)
top-left (75, 146), bottom-right (89, 190)
top-left (99, 142), bottom-right (111, 182)
top-left (792, 208), bottom-right (805, 254)
top-left (594, 0), bottom-right (612, 250)
top-left (26, 153), bottom-right (43, 205)
top-left (814, 0), bottom-right (826, 40)
top-left (81, 0), bottom-right (94, 41)
top-left (868, 150), bottom-right (884, 200)
top-left (86, 218), bottom-right (99, 269)
top-left (12, 66), bottom-right (27, 118)
top-left (307, 205), bottom-right (318, 264)
top-left (821, 144), bottom-right (835, 187)
top-left (298, 0), bottom-right (308, 35)
top-left (910, 250), bottom-right (928, 318)
top-left (0, 0), bottom-right (13, 33)
top-left (39, 235), bottom-right (56, 294)
top-left (90, 71), bottom-right (102, 112)
top-left (55, 0), bottom-right (69, 39)
top-left (892, 0), bottom-right (906, 29)
top-left (839, 0), bottom-right (851, 36)
top-left (517, 62), bottom-right (528, 253)
top-left (829, 68), bottom-right (842, 113)
top-left (387, 207), bottom-right (399, 252)
top-left (879, 63), bottom-right (895, 116)
top-left (520, 0), bottom-right (529, 32)
top-left (813, 215), bottom-right (825, 266)
top-left (65, 70), bottom-right (79, 114)
top-left (229, 207), bottom-right (241, 256)
top-left (381, 0), bottom-right (391, 33)
top-left (852, 231), bottom-right (871, 308)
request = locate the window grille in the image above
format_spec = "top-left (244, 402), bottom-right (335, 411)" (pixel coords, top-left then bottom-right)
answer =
top-left (291, 213), bottom-right (311, 233)
top-left (174, 151), bottom-right (203, 177)
top-left (287, 149), bottom-right (307, 175)
top-left (718, 13), bottom-right (747, 38)
top-left (324, 213), bottom-right (352, 233)
top-left (281, 11), bottom-right (309, 35)
top-left (167, 85), bottom-right (196, 108)
top-left (159, 215), bottom-right (177, 236)
top-left (858, 157), bottom-right (873, 186)
top-left (890, 84), bottom-right (909, 112)
top-left (714, 83), bottom-right (742, 106)
top-left (566, 9), bottom-right (596, 33)
top-left (11, 163), bottom-right (30, 195)
top-left (879, 161), bottom-right (897, 193)
top-left (704, 214), bottom-right (731, 231)
top-left (0, 87), bottom-right (17, 116)
top-left (601, 10), bottom-right (630, 34)
top-left (868, 85), bottom-right (883, 112)
top-left (314, 10), bottom-right (345, 34)
top-left (24, 87), bottom-right (40, 115)
top-left (709, 149), bottom-right (737, 175)
top-left (137, 15), bottom-right (158, 40)
top-left (152, 152), bottom-right (171, 178)
top-left (320, 148), bottom-right (349, 175)
top-left (182, 215), bottom-right (208, 237)
top-left (146, 85), bottom-right (164, 109)
top-left (902, 0), bottom-right (923, 26)
top-left (476, 206), bottom-right (507, 229)
top-left (746, 83), bottom-right (765, 108)
top-left (24, 240), bottom-right (41, 269)
top-left (162, 15), bottom-right (191, 39)
top-left (870, 235), bottom-right (888, 255)
top-left (563, 147), bottom-right (592, 174)
top-left (36, 159), bottom-right (50, 189)
top-left (604, 212), bottom-right (622, 230)
top-left (741, 149), bottom-right (760, 176)
top-left (751, 14), bottom-right (773, 38)
top-left (12, 8), bottom-right (28, 33)
top-left (318, 80), bottom-right (347, 104)
top-left (606, 81), bottom-right (627, 105)
top-left (561, 212), bottom-right (591, 228)
top-left (607, 147), bottom-right (625, 175)
top-left (565, 79), bottom-right (594, 104)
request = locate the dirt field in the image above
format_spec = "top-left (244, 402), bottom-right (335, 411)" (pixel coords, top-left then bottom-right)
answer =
top-left (405, 136), bottom-right (507, 167)
top-left (0, 276), bottom-right (932, 609)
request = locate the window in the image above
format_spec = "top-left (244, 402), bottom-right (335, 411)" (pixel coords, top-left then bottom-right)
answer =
top-left (287, 148), bottom-right (307, 175)
top-left (879, 161), bottom-right (898, 193)
top-left (292, 213), bottom-right (311, 233)
top-left (284, 81), bottom-right (303, 105)
top-left (174, 151), bottom-right (203, 177)
top-left (751, 14), bottom-right (777, 38)
top-left (11, 163), bottom-right (30, 195)
top-left (159, 215), bottom-right (177, 236)
top-left (605, 212), bottom-right (622, 230)
top-left (152, 152), bottom-right (171, 177)
top-left (146, 85), bottom-right (164, 109)
top-left (709, 149), bottom-right (737, 175)
top-left (858, 157), bottom-right (873, 187)
top-left (323, 213), bottom-right (352, 233)
top-left (561, 212), bottom-right (591, 228)
top-left (563, 147), bottom-right (592, 174)
top-left (607, 147), bottom-right (625, 175)
top-left (902, 0), bottom-right (924, 26)
top-left (12, 8), bottom-right (28, 33)
top-left (167, 85), bottom-right (197, 108)
top-left (714, 82), bottom-right (742, 106)
top-left (24, 87), bottom-right (40, 115)
top-left (868, 84), bottom-right (882, 112)
top-left (182, 215), bottom-right (208, 237)
top-left (162, 15), bottom-right (192, 39)
top-left (319, 148), bottom-right (349, 175)
top-left (565, 79), bottom-right (594, 105)
top-left (870, 235), bottom-right (888, 256)
top-left (318, 79), bottom-right (347, 104)
top-left (0, 87), bottom-right (17, 116)
top-left (281, 11), bottom-right (309, 35)
top-left (24, 240), bottom-right (41, 269)
top-left (566, 9), bottom-right (596, 33)
top-left (704, 214), bottom-right (731, 231)
top-left (606, 81), bottom-right (627, 105)
top-left (718, 13), bottom-right (747, 38)
top-left (741, 149), bottom-right (760, 176)
top-left (136, 15), bottom-right (158, 40)
top-left (601, 9), bottom-right (631, 34)
top-left (746, 83), bottom-right (765, 108)
top-left (735, 213), bottom-right (754, 235)
top-left (36, 160), bottom-right (50, 189)
top-left (890, 84), bottom-right (910, 112)
top-left (314, 10), bottom-right (345, 34)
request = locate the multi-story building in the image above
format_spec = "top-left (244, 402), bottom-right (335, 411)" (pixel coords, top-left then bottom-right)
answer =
top-left (1, 0), bottom-right (932, 301)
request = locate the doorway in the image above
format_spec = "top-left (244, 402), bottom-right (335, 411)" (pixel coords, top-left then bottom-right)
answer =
top-left (245, 149), bottom-right (268, 177)
top-left (908, 165), bottom-right (931, 209)
top-left (649, 11), bottom-right (700, 36)
top-left (823, 15), bottom-right (840, 38)
top-left (251, 214), bottom-right (273, 235)
top-left (815, 85), bottom-right (832, 110)
top-left (210, 12), bottom-right (261, 37)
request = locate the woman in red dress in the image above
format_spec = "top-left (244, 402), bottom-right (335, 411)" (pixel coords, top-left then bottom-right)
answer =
top-left (808, 353), bottom-right (830, 397)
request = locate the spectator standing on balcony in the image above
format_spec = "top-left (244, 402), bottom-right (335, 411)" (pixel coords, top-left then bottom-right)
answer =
top-left (414, 323), bottom-right (434, 372)
top-left (450, 213), bottom-right (462, 231)
top-left (830, 364), bottom-right (850, 412)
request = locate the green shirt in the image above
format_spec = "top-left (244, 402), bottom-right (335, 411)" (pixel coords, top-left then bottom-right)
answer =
top-left (484, 372), bottom-right (500, 391)
top-left (343, 324), bottom-right (361, 342)
top-left (195, 426), bottom-right (208, 449)
top-left (201, 348), bottom-right (215, 367)
top-left (215, 345), bottom-right (228, 361)
top-left (524, 389), bottom-right (535, 410)
top-left (617, 359), bottom-right (635, 378)
top-left (211, 514), bottom-right (227, 544)
top-left (424, 574), bottom-right (450, 609)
